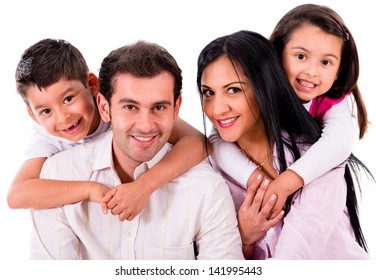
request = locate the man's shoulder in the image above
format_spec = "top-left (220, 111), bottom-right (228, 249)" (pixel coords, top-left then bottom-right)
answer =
top-left (180, 158), bottom-right (227, 184)
top-left (44, 131), bottom-right (111, 166)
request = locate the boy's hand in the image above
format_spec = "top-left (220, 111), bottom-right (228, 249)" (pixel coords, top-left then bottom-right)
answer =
top-left (261, 169), bottom-right (304, 219)
top-left (87, 182), bottom-right (111, 208)
top-left (102, 181), bottom-right (152, 221)
top-left (238, 174), bottom-right (284, 246)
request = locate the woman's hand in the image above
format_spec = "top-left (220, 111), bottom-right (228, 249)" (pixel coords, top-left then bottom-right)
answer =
top-left (238, 174), bottom-right (284, 246)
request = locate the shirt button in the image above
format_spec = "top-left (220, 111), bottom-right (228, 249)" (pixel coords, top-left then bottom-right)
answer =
top-left (125, 232), bottom-right (131, 237)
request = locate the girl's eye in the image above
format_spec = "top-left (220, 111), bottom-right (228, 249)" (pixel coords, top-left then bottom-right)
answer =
top-left (63, 96), bottom-right (73, 104)
top-left (41, 109), bottom-right (51, 116)
top-left (296, 53), bottom-right (306, 60)
top-left (322, 59), bottom-right (332, 66)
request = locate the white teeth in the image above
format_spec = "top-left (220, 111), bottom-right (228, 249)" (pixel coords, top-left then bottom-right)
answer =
top-left (134, 136), bottom-right (153, 142)
top-left (220, 117), bottom-right (237, 125)
top-left (64, 121), bottom-right (79, 131)
top-left (299, 79), bottom-right (315, 88)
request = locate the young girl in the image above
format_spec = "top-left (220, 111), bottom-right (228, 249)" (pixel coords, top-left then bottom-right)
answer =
top-left (210, 4), bottom-right (370, 218)
top-left (197, 29), bottom-right (370, 259)
top-left (8, 38), bottom-right (209, 222)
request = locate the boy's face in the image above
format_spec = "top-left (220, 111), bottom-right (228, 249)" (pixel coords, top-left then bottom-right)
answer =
top-left (26, 77), bottom-right (100, 142)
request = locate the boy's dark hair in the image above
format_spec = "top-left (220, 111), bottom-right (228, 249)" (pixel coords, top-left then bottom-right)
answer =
top-left (15, 38), bottom-right (89, 105)
top-left (99, 40), bottom-right (182, 104)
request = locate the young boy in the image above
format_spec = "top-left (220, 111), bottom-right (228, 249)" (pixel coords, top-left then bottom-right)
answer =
top-left (8, 38), bottom-right (208, 221)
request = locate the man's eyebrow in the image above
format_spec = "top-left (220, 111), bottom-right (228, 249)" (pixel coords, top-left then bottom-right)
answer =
top-left (118, 98), bottom-right (172, 106)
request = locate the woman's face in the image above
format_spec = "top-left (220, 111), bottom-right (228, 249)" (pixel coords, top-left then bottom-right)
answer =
top-left (200, 55), bottom-right (262, 144)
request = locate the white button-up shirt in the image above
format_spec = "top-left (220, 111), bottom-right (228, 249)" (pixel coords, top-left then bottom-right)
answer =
top-left (30, 131), bottom-right (243, 260)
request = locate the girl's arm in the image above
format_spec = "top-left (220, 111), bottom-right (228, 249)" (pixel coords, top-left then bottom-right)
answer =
top-left (7, 157), bottom-right (110, 209)
top-left (263, 97), bottom-right (356, 218)
top-left (102, 117), bottom-right (210, 221)
top-left (288, 97), bottom-right (356, 184)
top-left (209, 127), bottom-right (258, 187)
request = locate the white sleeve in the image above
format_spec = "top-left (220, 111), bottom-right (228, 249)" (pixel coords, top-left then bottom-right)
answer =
top-left (30, 159), bottom-right (81, 259)
top-left (24, 125), bottom-right (60, 160)
top-left (209, 128), bottom-right (257, 187)
top-left (196, 177), bottom-right (244, 260)
top-left (30, 207), bottom-right (80, 259)
top-left (289, 97), bottom-right (356, 184)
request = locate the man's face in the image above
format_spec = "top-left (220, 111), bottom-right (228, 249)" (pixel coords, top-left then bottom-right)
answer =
top-left (98, 71), bottom-right (181, 169)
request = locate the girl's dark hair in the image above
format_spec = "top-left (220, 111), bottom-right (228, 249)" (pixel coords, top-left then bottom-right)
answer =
top-left (270, 3), bottom-right (368, 139)
top-left (197, 30), bottom-right (371, 251)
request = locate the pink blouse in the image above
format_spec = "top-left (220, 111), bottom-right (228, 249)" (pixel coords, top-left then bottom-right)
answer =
top-left (220, 139), bottom-right (369, 259)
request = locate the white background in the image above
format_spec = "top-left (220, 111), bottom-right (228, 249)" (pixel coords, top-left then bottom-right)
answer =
top-left (0, 0), bottom-right (375, 277)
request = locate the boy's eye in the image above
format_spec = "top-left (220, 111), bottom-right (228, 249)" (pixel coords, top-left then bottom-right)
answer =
top-left (41, 109), bottom-right (51, 116)
top-left (63, 96), bottom-right (73, 104)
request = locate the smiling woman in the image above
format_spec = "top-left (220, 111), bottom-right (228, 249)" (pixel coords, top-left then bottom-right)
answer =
top-left (197, 29), bottom-right (372, 259)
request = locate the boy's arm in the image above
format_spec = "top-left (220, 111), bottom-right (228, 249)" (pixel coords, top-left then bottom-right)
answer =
top-left (7, 157), bottom-right (110, 209)
top-left (103, 117), bottom-right (210, 221)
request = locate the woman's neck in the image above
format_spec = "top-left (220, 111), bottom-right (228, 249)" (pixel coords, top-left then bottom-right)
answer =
top-left (237, 133), bottom-right (278, 179)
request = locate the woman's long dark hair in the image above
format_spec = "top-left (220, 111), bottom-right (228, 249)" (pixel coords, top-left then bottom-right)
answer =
top-left (197, 30), bottom-right (371, 251)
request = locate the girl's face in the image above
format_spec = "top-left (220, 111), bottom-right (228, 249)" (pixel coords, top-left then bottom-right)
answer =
top-left (200, 55), bottom-right (262, 144)
top-left (282, 23), bottom-right (343, 103)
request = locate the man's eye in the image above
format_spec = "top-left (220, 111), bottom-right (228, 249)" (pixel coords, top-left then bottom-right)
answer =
top-left (154, 105), bottom-right (166, 111)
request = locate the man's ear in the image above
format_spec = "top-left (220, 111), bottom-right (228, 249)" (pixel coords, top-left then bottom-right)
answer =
top-left (97, 93), bottom-right (111, 122)
top-left (27, 106), bottom-right (40, 124)
top-left (87, 72), bottom-right (99, 97)
top-left (173, 95), bottom-right (182, 121)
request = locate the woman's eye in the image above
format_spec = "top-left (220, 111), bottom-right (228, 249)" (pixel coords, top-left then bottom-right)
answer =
top-left (322, 59), bottom-right (332, 66)
top-left (202, 89), bottom-right (214, 97)
top-left (228, 87), bottom-right (241, 94)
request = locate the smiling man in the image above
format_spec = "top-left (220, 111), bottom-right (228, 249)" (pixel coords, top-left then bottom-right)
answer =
top-left (30, 41), bottom-right (242, 260)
